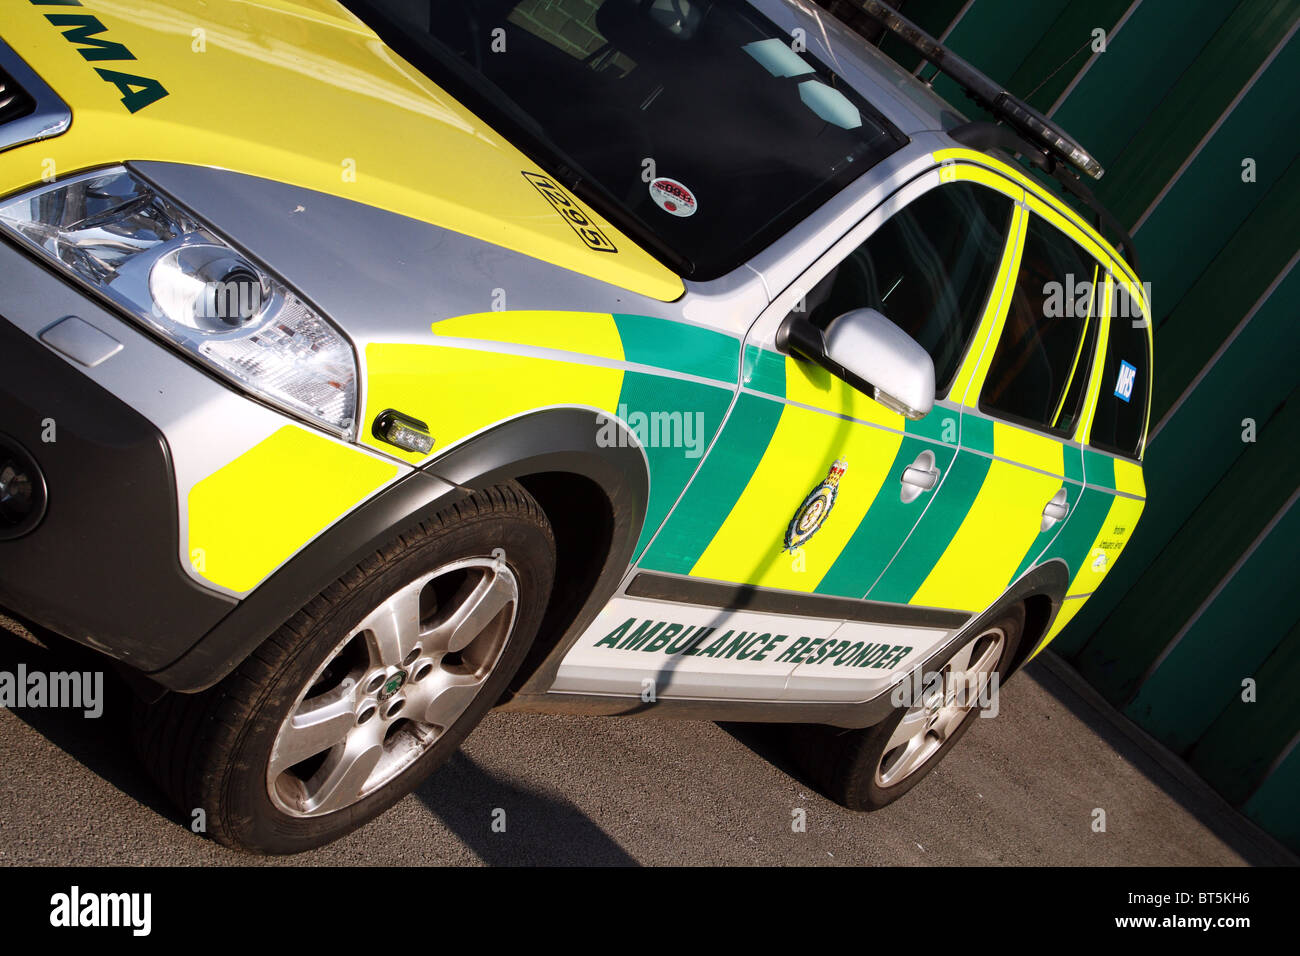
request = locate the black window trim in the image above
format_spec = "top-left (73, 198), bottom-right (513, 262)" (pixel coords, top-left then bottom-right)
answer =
top-left (976, 209), bottom-right (1106, 442)
top-left (1087, 269), bottom-right (1151, 462)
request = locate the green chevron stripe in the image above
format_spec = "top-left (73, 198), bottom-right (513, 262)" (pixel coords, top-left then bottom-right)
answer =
top-left (1009, 479), bottom-right (1086, 583)
top-left (615, 371), bottom-right (734, 562)
top-left (638, 391), bottom-right (785, 573)
top-left (1083, 448), bottom-right (1117, 490)
top-left (909, 405), bottom-right (962, 444)
top-left (613, 313), bottom-right (740, 383)
top-left (866, 445), bottom-right (994, 604)
top-left (962, 413), bottom-right (996, 454)
top-left (1064, 446), bottom-right (1085, 483)
top-left (816, 429), bottom-right (960, 598)
top-left (743, 344), bottom-right (787, 398)
top-left (1035, 485), bottom-right (1115, 581)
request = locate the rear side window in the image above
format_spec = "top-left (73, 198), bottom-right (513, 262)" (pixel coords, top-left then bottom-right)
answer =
top-left (1089, 281), bottom-right (1150, 459)
top-left (802, 182), bottom-right (1013, 394)
top-left (980, 215), bottom-right (1100, 436)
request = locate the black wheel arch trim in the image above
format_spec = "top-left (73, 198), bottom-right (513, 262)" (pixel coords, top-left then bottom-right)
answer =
top-left (147, 408), bottom-right (649, 693)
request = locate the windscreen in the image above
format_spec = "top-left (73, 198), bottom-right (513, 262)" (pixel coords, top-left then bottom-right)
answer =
top-left (343, 0), bottom-right (908, 278)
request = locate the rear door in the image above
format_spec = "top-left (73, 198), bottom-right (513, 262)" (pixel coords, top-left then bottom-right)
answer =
top-left (1030, 273), bottom-right (1151, 652)
top-left (872, 205), bottom-right (1106, 617)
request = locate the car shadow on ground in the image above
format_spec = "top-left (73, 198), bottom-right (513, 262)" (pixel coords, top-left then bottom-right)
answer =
top-left (0, 628), bottom-right (191, 828)
top-left (8, 621), bottom-right (1290, 866)
top-left (413, 751), bottom-right (638, 866)
top-left (716, 720), bottom-right (822, 791)
top-left (2, 626), bottom-right (638, 864)
top-left (720, 653), bottom-right (1295, 867)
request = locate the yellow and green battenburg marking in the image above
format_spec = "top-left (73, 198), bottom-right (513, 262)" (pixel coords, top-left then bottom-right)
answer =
top-left (642, 339), bottom-right (1144, 618)
top-left (191, 305), bottom-right (1144, 614)
top-left (191, 311), bottom-right (743, 592)
top-left (404, 165), bottom-right (1144, 619)
top-left (362, 311), bottom-right (741, 561)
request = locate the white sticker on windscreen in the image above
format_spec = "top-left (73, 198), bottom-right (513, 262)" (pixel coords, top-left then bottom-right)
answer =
top-left (648, 177), bottom-right (698, 217)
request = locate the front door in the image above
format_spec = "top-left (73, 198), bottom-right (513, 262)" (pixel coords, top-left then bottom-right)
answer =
top-left (867, 196), bottom-right (1111, 627)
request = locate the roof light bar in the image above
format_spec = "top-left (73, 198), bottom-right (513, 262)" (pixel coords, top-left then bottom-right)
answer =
top-left (854, 0), bottom-right (1106, 180)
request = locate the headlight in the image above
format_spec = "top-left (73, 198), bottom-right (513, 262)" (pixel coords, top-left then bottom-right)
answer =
top-left (0, 167), bottom-right (357, 437)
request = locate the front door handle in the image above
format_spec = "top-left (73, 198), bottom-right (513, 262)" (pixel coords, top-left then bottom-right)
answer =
top-left (900, 450), bottom-right (940, 503)
top-left (1041, 488), bottom-right (1069, 531)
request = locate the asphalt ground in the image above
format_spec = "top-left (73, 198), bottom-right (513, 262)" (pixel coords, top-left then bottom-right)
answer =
top-left (0, 626), bottom-right (1290, 866)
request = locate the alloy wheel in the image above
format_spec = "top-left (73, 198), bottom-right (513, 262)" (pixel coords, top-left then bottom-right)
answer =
top-left (267, 555), bottom-right (518, 817)
top-left (874, 626), bottom-right (1005, 788)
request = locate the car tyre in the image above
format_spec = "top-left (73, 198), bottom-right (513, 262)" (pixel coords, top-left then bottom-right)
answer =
top-left (132, 481), bottom-right (555, 854)
top-left (790, 603), bottom-right (1025, 811)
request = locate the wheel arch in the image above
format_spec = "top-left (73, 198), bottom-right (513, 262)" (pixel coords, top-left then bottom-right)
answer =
top-left (999, 558), bottom-right (1070, 676)
top-left (422, 407), bottom-right (650, 696)
top-left (148, 407), bottom-right (649, 694)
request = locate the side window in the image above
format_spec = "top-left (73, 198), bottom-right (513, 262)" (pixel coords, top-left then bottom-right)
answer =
top-left (979, 215), bottom-right (1100, 436)
top-left (1090, 281), bottom-right (1150, 459)
top-left (800, 181), bottom-right (1014, 394)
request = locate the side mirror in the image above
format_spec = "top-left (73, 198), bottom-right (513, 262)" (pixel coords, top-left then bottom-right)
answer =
top-left (777, 308), bottom-right (936, 419)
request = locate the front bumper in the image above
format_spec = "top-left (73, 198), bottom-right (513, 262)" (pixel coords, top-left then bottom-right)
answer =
top-left (0, 313), bottom-right (235, 670)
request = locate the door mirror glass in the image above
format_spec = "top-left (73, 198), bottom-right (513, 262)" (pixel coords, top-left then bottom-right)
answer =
top-left (824, 308), bottom-right (936, 418)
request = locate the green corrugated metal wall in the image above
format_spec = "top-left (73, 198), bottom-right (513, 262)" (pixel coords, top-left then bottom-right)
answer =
top-left (823, 0), bottom-right (1299, 853)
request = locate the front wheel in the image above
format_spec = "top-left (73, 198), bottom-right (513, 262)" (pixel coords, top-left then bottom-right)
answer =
top-left (791, 603), bottom-right (1024, 811)
top-left (133, 482), bottom-right (555, 854)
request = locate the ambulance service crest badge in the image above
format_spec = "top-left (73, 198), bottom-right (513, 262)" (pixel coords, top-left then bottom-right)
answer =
top-left (784, 458), bottom-right (847, 551)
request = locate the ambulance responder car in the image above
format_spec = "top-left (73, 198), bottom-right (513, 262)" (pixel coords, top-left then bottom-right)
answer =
top-left (0, 0), bottom-right (1151, 853)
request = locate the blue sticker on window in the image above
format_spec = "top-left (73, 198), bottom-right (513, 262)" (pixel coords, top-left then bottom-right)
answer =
top-left (1114, 360), bottom-right (1137, 403)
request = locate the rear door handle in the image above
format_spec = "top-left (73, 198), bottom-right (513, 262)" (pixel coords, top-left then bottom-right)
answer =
top-left (900, 450), bottom-right (940, 503)
top-left (1041, 488), bottom-right (1069, 531)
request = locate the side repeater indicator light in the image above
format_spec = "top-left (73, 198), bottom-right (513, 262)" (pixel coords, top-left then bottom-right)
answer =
top-left (372, 409), bottom-right (434, 455)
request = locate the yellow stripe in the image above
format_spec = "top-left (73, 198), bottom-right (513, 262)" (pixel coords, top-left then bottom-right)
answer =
top-left (188, 426), bottom-right (398, 592)
top-left (690, 401), bottom-right (902, 592)
top-left (363, 342), bottom-right (625, 464)
top-left (1115, 271), bottom-right (1152, 318)
top-left (1066, 493), bottom-right (1145, 597)
top-left (1029, 595), bottom-right (1087, 660)
top-left (994, 421), bottom-right (1066, 477)
top-left (1113, 458), bottom-right (1146, 499)
top-left (784, 356), bottom-right (905, 429)
top-left (1050, 263), bottom-right (1098, 430)
top-left (955, 204), bottom-right (1028, 406)
top-left (1024, 195), bottom-right (1114, 272)
top-left (430, 311), bottom-right (624, 362)
top-left (938, 161), bottom-right (1023, 200)
top-left (911, 459), bottom-right (1062, 611)
top-left (1078, 275), bottom-right (1113, 443)
top-left (931, 149), bottom-right (1136, 281)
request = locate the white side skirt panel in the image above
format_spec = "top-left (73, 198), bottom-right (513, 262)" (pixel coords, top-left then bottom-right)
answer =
top-left (553, 597), bottom-right (955, 702)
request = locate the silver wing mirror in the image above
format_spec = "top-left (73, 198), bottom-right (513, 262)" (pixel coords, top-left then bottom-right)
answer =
top-left (777, 308), bottom-right (936, 419)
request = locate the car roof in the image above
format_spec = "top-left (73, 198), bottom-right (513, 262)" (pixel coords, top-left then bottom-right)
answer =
top-left (746, 2), bottom-right (1144, 285)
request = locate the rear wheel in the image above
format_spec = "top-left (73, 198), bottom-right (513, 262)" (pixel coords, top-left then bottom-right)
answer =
top-left (133, 482), bottom-right (555, 854)
top-left (792, 603), bottom-right (1024, 810)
